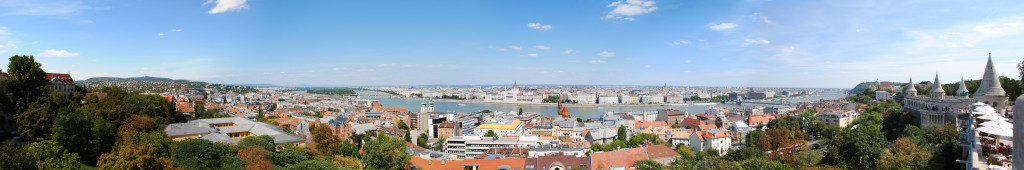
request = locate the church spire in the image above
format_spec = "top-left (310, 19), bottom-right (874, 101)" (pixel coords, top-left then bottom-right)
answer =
top-left (976, 53), bottom-right (1006, 97)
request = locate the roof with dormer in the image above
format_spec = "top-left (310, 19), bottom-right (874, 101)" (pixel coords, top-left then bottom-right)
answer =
top-left (45, 73), bottom-right (74, 84)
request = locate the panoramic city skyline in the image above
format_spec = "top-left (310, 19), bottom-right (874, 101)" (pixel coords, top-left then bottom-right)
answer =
top-left (1, 0), bottom-right (1023, 88)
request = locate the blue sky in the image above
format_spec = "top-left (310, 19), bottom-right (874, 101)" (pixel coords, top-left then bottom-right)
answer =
top-left (1, 0), bottom-right (1024, 88)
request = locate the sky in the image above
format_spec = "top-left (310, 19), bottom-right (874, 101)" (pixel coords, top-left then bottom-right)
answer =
top-left (1, 0), bottom-right (1024, 88)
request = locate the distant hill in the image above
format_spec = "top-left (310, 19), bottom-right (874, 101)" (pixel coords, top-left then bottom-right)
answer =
top-left (848, 82), bottom-right (878, 94)
top-left (226, 83), bottom-right (280, 88)
top-left (79, 76), bottom-right (180, 83)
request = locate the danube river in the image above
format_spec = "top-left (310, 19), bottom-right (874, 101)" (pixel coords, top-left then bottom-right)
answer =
top-left (356, 90), bottom-right (848, 119)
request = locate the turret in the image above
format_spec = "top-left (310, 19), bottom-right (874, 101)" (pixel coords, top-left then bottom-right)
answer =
top-left (905, 77), bottom-right (917, 96)
top-left (956, 78), bottom-right (969, 98)
top-left (975, 53), bottom-right (1006, 97)
top-left (930, 73), bottom-right (945, 98)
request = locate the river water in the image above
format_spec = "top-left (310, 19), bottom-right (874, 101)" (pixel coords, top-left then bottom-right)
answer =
top-left (356, 90), bottom-right (848, 119)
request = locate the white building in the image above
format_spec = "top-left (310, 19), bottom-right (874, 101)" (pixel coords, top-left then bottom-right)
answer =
top-left (576, 93), bottom-right (597, 104)
top-left (641, 95), bottom-right (664, 104)
top-left (689, 129), bottom-right (733, 155)
top-left (598, 96), bottom-right (620, 104)
top-left (445, 135), bottom-right (556, 159)
top-left (472, 119), bottom-right (523, 136)
top-left (875, 91), bottom-right (891, 101)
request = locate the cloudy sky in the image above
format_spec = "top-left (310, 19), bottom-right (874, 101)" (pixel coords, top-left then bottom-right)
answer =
top-left (1, 0), bottom-right (1023, 88)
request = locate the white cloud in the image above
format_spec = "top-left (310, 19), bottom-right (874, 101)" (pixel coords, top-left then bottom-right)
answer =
top-left (780, 46), bottom-right (795, 53)
top-left (171, 29), bottom-right (183, 32)
top-left (526, 53), bottom-right (540, 57)
top-left (752, 13), bottom-right (772, 24)
top-left (590, 60), bottom-right (607, 64)
top-left (686, 60), bottom-right (692, 63)
top-left (562, 50), bottom-right (576, 54)
top-left (357, 68), bottom-right (375, 72)
top-left (624, 57), bottom-right (632, 60)
top-left (973, 22), bottom-right (1021, 34)
top-left (0, 1), bottom-right (107, 16)
top-left (377, 64), bottom-right (396, 67)
top-left (527, 23), bottom-right (552, 31)
top-left (332, 67), bottom-right (350, 71)
top-left (709, 23), bottom-right (738, 31)
top-left (668, 40), bottom-right (691, 45)
top-left (603, 0), bottom-right (657, 21)
top-left (597, 51), bottom-right (615, 57)
top-left (742, 39), bottom-right (770, 46)
top-left (508, 45), bottom-right (523, 50)
top-left (203, 0), bottom-right (248, 14)
top-left (0, 27), bottom-right (17, 54)
top-left (37, 49), bottom-right (80, 57)
top-left (158, 33), bottom-right (165, 36)
top-left (533, 45), bottom-right (551, 50)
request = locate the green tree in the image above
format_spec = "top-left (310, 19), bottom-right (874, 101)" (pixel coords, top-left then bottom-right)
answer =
top-left (51, 107), bottom-right (94, 160)
top-left (484, 130), bottom-right (498, 137)
top-left (340, 143), bottom-right (360, 158)
top-left (272, 147), bottom-right (308, 166)
top-left (617, 125), bottom-right (627, 141)
top-left (310, 124), bottom-right (343, 157)
top-left (397, 120), bottom-right (409, 130)
top-left (172, 139), bottom-right (227, 169)
top-left (15, 89), bottom-right (73, 141)
top-left (362, 134), bottom-right (410, 170)
top-left (286, 157), bottom-right (338, 170)
top-left (98, 142), bottom-right (173, 170)
top-left (741, 157), bottom-right (793, 170)
top-left (877, 137), bottom-right (932, 170)
top-left (433, 137), bottom-right (446, 152)
top-left (237, 146), bottom-right (274, 170)
top-left (417, 133), bottom-right (430, 148)
top-left (694, 157), bottom-right (741, 170)
top-left (725, 146), bottom-right (765, 162)
top-left (669, 157), bottom-right (697, 170)
top-left (331, 155), bottom-right (363, 169)
top-left (238, 135), bottom-right (276, 152)
top-left (633, 159), bottom-right (664, 170)
top-left (518, 108), bottom-right (523, 116)
top-left (29, 140), bottom-right (81, 170)
top-left (0, 142), bottom-right (37, 168)
top-left (7, 55), bottom-right (50, 114)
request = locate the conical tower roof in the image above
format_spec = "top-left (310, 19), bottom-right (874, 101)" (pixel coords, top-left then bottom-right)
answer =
top-left (906, 77), bottom-right (917, 93)
top-left (931, 73), bottom-right (945, 94)
top-left (976, 53), bottom-right (1006, 97)
top-left (957, 77), bottom-right (969, 97)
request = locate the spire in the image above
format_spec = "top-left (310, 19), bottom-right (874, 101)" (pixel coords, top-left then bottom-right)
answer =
top-left (957, 77), bottom-right (970, 97)
top-left (906, 76), bottom-right (917, 96)
top-left (930, 73), bottom-right (945, 98)
top-left (512, 81), bottom-right (519, 90)
top-left (976, 53), bottom-right (1006, 97)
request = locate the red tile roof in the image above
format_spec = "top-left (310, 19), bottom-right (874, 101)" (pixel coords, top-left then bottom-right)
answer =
top-left (634, 120), bottom-right (669, 128)
top-left (411, 157), bottom-right (525, 170)
top-left (644, 145), bottom-right (681, 159)
top-left (591, 147), bottom-right (649, 170)
top-left (45, 73), bottom-right (74, 84)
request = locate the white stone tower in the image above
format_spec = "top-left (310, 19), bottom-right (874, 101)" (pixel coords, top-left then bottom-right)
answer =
top-left (974, 53), bottom-right (1009, 113)
top-left (930, 73), bottom-right (946, 99)
top-left (906, 77), bottom-right (917, 96)
top-left (957, 78), bottom-right (970, 98)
